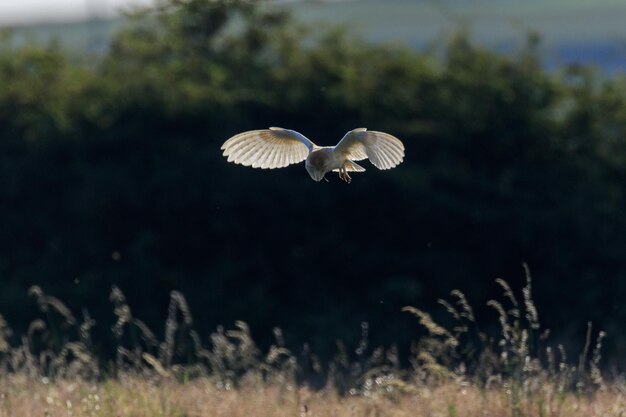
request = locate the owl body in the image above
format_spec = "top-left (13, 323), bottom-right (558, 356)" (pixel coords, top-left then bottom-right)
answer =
top-left (306, 147), bottom-right (340, 182)
top-left (221, 127), bottom-right (404, 183)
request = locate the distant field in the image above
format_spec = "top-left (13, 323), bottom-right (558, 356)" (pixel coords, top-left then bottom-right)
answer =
top-left (6, 0), bottom-right (626, 72)
top-left (291, 0), bottom-right (626, 44)
top-left (8, 18), bottom-right (122, 55)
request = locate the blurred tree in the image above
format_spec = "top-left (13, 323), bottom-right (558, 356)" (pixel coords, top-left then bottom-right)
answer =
top-left (0, 0), bottom-right (625, 364)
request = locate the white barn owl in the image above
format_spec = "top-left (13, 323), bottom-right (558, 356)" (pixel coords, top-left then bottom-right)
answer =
top-left (221, 127), bottom-right (405, 183)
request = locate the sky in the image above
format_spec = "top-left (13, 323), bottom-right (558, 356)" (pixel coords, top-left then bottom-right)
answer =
top-left (2, 0), bottom-right (626, 32)
top-left (0, 0), bottom-right (153, 25)
top-left (3, 0), bottom-right (626, 53)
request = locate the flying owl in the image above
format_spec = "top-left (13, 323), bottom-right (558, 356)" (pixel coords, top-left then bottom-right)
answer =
top-left (221, 127), bottom-right (405, 183)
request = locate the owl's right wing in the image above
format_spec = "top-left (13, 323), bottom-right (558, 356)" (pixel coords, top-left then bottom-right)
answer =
top-left (221, 127), bottom-right (316, 169)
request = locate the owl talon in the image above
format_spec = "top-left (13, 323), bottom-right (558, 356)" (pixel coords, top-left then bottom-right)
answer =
top-left (338, 166), bottom-right (352, 183)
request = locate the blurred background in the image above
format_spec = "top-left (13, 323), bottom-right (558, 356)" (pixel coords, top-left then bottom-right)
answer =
top-left (1, 0), bottom-right (626, 367)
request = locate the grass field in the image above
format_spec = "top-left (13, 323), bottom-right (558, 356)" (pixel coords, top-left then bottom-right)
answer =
top-left (2, 375), bottom-right (625, 417)
top-left (1, 276), bottom-right (623, 416)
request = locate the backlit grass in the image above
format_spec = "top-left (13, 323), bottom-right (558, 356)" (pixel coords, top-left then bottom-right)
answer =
top-left (0, 268), bottom-right (623, 417)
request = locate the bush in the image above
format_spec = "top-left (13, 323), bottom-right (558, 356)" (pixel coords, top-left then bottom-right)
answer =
top-left (0, 0), bottom-right (625, 365)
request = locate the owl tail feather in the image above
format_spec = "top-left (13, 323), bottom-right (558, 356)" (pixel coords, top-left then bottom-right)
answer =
top-left (333, 160), bottom-right (366, 173)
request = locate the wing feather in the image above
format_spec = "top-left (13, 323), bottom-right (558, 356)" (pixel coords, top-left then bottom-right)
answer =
top-left (378, 148), bottom-right (392, 168)
top-left (228, 137), bottom-right (258, 163)
top-left (261, 144), bottom-right (279, 169)
top-left (379, 139), bottom-right (402, 166)
top-left (239, 140), bottom-right (265, 166)
top-left (221, 128), bottom-right (315, 169)
top-left (226, 134), bottom-right (256, 155)
top-left (278, 144), bottom-right (287, 168)
top-left (264, 135), bottom-right (285, 168)
top-left (333, 128), bottom-right (405, 170)
top-left (251, 141), bottom-right (271, 168)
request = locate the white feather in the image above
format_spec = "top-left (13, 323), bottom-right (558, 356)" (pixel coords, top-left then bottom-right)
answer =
top-left (333, 128), bottom-right (404, 170)
top-left (221, 127), bottom-right (405, 182)
top-left (221, 128), bottom-right (315, 169)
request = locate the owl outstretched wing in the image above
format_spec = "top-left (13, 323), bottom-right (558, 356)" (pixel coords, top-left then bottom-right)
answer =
top-left (221, 127), bottom-right (316, 169)
top-left (333, 128), bottom-right (404, 170)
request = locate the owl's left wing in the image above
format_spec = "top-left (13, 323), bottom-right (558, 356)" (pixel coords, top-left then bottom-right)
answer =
top-left (333, 128), bottom-right (405, 170)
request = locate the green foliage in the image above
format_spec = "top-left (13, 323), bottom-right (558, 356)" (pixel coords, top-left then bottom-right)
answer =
top-left (0, 0), bottom-right (625, 365)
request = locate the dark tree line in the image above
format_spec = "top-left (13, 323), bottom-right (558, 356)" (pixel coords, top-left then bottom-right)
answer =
top-left (1, 0), bottom-right (625, 364)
